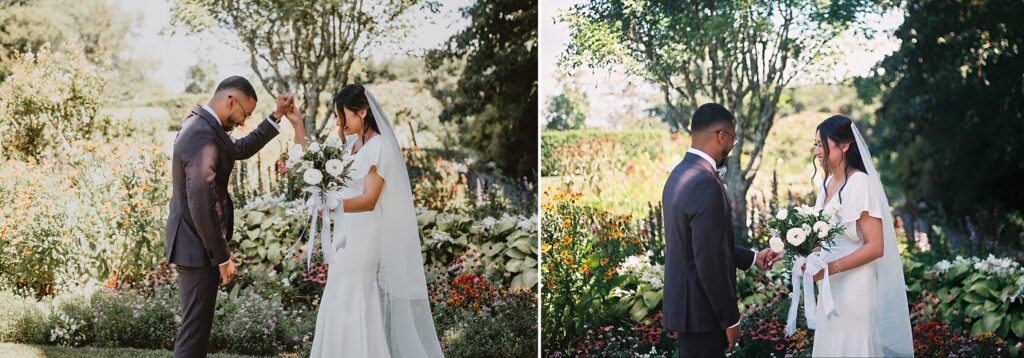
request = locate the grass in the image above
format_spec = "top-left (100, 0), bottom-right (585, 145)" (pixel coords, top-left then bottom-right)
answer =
top-left (0, 343), bottom-right (292, 358)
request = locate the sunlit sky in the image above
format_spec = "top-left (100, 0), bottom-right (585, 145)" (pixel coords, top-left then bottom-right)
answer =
top-left (112, 0), bottom-right (471, 94)
top-left (539, 0), bottom-right (904, 127)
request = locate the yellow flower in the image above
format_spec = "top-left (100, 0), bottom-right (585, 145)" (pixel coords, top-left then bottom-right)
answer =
top-left (541, 243), bottom-right (552, 253)
top-left (564, 257), bottom-right (574, 266)
top-left (562, 236), bottom-right (573, 246)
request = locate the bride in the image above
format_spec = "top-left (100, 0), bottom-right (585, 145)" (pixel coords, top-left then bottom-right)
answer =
top-left (807, 115), bottom-right (913, 357)
top-left (286, 84), bottom-right (444, 357)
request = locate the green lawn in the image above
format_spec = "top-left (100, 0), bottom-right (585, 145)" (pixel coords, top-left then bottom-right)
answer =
top-left (0, 343), bottom-right (292, 358)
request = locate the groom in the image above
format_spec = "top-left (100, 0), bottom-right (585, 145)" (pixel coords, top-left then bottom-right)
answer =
top-left (662, 103), bottom-right (781, 356)
top-left (165, 76), bottom-right (291, 358)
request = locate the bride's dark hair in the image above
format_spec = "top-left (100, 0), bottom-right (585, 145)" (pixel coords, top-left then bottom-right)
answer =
top-left (334, 84), bottom-right (380, 142)
top-left (812, 115), bottom-right (868, 204)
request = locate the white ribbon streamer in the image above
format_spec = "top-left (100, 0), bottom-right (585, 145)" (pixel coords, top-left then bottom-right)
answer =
top-left (785, 252), bottom-right (840, 336)
top-left (286, 186), bottom-right (346, 268)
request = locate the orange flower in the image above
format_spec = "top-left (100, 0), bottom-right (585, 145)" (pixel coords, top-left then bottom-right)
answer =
top-left (564, 257), bottom-right (574, 266)
top-left (580, 264), bottom-right (590, 274)
top-left (546, 264), bottom-right (555, 271)
top-left (603, 273), bottom-right (613, 280)
top-left (561, 221), bottom-right (571, 228)
top-left (600, 258), bottom-right (609, 266)
top-left (104, 279), bottom-right (116, 288)
top-left (562, 236), bottom-right (573, 246)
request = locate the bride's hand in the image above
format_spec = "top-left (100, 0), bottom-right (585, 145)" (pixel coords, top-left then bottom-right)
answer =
top-left (286, 101), bottom-right (304, 128)
top-left (287, 101), bottom-right (308, 147)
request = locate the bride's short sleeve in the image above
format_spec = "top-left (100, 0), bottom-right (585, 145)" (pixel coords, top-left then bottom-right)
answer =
top-left (354, 138), bottom-right (386, 179)
top-left (836, 172), bottom-right (884, 241)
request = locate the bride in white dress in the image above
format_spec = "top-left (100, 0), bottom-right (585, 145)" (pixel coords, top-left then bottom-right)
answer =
top-left (806, 115), bottom-right (913, 357)
top-left (287, 84), bottom-right (444, 358)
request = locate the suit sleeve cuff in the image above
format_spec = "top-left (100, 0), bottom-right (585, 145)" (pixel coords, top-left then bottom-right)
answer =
top-left (729, 316), bottom-right (742, 328)
top-left (265, 115), bottom-right (281, 130)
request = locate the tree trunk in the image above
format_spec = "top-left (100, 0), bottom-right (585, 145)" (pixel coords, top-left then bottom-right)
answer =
top-left (724, 168), bottom-right (752, 244)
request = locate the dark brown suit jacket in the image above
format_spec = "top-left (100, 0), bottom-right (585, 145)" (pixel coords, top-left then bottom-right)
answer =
top-left (662, 152), bottom-right (755, 333)
top-left (165, 106), bottom-right (279, 267)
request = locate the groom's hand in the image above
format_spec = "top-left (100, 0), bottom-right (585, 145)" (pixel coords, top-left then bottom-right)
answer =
top-left (725, 323), bottom-right (740, 352)
top-left (218, 259), bottom-right (236, 286)
top-left (755, 248), bottom-right (777, 270)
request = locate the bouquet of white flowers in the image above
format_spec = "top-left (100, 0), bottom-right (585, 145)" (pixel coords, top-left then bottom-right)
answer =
top-left (765, 203), bottom-right (846, 336)
top-left (284, 137), bottom-right (353, 266)
top-left (765, 204), bottom-right (845, 262)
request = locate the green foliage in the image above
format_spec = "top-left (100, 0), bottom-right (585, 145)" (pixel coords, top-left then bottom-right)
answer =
top-left (0, 0), bottom-right (134, 79)
top-left (540, 191), bottom-right (658, 352)
top-left (540, 128), bottom-right (666, 177)
top-left (905, 254), bottom-right (1024, 342)
top-left (426, 0), bottom-right (538, 180)
top-left (435, 287), bottom-right (537, 358)
top-left (862, 0), bottom-right (1024, 223)
top-left (184, 58), bottom-right (217, 95)
top-left (0, 140), bottom-right (169, 297)
top-left (91, 290), bottom-right (177, 350)
top-left (0, 45), bottom-right (112, 160)
top-left (545, 84), bottom-right (588, 131)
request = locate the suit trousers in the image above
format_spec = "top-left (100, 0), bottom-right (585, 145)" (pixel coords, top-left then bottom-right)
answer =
top-left (173, 265), bottom-right (220, 358)
top-left (677, 329), bottom-right (728, 357)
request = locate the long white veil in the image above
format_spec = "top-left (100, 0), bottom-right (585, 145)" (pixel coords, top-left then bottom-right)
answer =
top-left (364, 88), bottom-right (445, 357)
top-left (851, 122), bottom-right (914, 357)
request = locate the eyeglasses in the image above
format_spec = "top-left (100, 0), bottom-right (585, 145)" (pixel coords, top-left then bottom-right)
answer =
top-left (717, 130), bottom-right (738, 146)
top-left (228, 95), bottom-right (253, 120)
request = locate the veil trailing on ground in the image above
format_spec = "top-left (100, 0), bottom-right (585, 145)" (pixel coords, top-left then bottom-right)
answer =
top-left (850, 122), bottom-right (914, 357)
top-left (364, 89), bottom-right (444, 357)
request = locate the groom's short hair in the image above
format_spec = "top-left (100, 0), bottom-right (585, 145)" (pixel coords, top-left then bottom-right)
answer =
top-left (690, 103), bottom-right (735, 132)
top-left (215, 76), bottom-right (258, 101)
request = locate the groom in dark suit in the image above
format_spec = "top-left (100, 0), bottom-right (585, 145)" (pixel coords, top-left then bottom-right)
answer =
top-left (662, 103), bottom-right (780, 356)
top-left (165, 76), bottom-right (290, 358)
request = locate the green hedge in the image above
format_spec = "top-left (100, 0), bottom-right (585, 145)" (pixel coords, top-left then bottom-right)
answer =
top-left (540, 129), bottom-right (669, 176)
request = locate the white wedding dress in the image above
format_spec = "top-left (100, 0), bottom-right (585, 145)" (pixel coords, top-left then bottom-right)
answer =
top-left (806, 122), bottom-right (913, 357)
top-left (310, 136), bottom-right (391, 357)
top-left (308, 88), bottom-right (444, 358)
top-left (811, 172), bottom-right (884, 356)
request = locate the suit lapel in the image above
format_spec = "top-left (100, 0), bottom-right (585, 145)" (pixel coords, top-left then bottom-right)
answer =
top-left (683, 152), bottom-right (732, 217)
top-left (191, 105), bottom-right (233, 146)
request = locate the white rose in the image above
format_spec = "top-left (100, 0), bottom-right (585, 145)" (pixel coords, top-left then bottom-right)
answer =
top-left (303, 168), bottom-right (323, 185)
top-left (325, 159), bottom-right (345, 177)
top-left (769, 236), bottom-right (785, 253)
top-left (775, 209), bottom-right (788, 221)
top-left (786, 228), bottom-right (807, 246)
top-left (308, 142), bottom-right (321, 153)
top-left (813, 221), bottom-right (831, 239)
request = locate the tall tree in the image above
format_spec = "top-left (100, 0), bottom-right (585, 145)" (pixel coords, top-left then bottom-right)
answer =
top-left (170, 0), bottom-right (433, 140)
top-left (545, 82), bottom-right (588, 131)
top-left (427, 0), bottom-right (538, 180)
top-left (860, 0), bottom-right (1024, 226)
top-left (562, 0), bottom-right (869, 239)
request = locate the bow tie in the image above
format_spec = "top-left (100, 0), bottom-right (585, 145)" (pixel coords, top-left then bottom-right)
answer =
top-left (716, 166), bottom-right (727, 178)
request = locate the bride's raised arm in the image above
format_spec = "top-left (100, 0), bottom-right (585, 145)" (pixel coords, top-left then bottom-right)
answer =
top-left (285, 101), bottom-right (308, 148)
